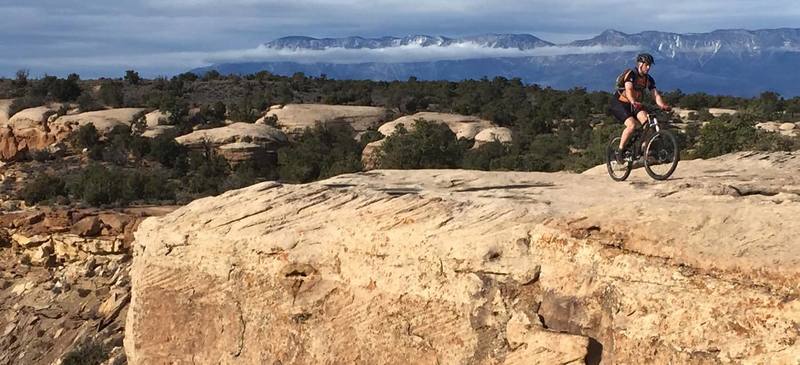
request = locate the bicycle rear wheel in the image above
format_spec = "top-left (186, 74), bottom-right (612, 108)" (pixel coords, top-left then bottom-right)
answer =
top-left (644, 130), bottom-right (679, 180)
top-left (606, 136), bottom-right (632, 181)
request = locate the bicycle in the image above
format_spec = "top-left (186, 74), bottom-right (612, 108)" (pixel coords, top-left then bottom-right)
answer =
top-left (605, 110), bottom-right (679, 181)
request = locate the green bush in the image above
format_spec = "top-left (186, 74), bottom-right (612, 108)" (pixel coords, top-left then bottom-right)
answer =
top-left (462, 141), bottom-right (509, 170)
top-left (8, 95), bottom-right (44, 116)
top-left (98, 81), bottom-right (124, 107)
top-left (20, 174), bottom-right (67, 204)
top-left (693, 115), bottom-right (757, 158)
top-left (185, 151), bottom-right (230, 195)
top-left (68, 164), bottom-right (125, 205)
top-left (71, 124), bottom-right (100, 149)
top-left (378, 119), bottom-right (468, 169)
top-left (147, 136), bottom-right (187, 168)
top-left (62, 339), bottom-right (109, 365)
top-left (278, 123), bottom-right (363, 183)
top-left (76, 93), bottom-right (103, 112)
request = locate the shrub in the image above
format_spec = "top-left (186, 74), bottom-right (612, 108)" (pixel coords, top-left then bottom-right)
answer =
top-left (76, 93), bottom-right (103, 112)
top-left (8, 95), bottom-right (44, 116)
top-left (693, 115), bottom-right (757, 158)
top-left (68, 164), bottom-right (125, 205)
top-left (185, 151), bottom-right (230, 195)
top-left (147, 136), bottom-right (187, 168)
top-left (20, 174), bottom-right (67, 204)
top-left (61, 339), bottom-right (109, 365)
top-left (278, 123), bottom-right (363, 183)
top-left (98, 81), bottom-right (124, 107)
top-left (124, 70), bottom-right (140, 85)
top-left (378, 119), bottom-right (468, 169)
top-left (462, 141), bottom-right (509, 171)
top-left (71, 124), bottom-right (100, 149)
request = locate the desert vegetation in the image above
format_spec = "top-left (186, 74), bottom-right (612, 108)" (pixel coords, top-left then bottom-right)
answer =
top-left (3, 71), bottom-right (800, 207)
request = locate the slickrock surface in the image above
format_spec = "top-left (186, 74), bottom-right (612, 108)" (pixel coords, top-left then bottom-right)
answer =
top-left (127, 151), bottom-right (800, 364)
top-left (263, 104), bottom-right (389, 136)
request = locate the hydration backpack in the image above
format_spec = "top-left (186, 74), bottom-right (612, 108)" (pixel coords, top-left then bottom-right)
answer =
top-left (614, 69), bottom-right (634, 91)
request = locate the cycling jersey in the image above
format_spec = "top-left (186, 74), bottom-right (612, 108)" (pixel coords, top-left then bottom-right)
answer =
top-left (615, 69), bottom-right (656, 104)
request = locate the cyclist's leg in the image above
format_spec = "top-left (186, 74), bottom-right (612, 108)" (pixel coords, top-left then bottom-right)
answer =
top-left (636, 109), bottom-right (649, 126)
top-left (619, 117), bottom-right (637, 150)
top-left (609, 99), bottom-right (637, 150)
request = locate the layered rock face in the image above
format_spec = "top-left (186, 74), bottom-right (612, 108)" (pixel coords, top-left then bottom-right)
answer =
top-left (126, 151), bottom-right (799, 364)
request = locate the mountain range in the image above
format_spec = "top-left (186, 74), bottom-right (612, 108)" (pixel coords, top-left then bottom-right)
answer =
top-left (191, 28), bottom-right (800, 97)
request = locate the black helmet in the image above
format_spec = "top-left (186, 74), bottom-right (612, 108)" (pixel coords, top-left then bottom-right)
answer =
top-left (636, 53), bottom-right (655, 65)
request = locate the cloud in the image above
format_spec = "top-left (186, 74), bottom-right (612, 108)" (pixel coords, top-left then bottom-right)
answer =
top-left (2, 0), bottom-right (800, 77)
top-left (0, 43), bottom-right (642, 74)
top-left (205, 43), bottom-right (643, 64)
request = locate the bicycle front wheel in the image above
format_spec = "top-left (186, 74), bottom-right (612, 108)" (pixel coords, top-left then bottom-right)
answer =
top-left (644, 130), bottom-right (679, 180)
top-left (606, 136), bottom-right (632, 181)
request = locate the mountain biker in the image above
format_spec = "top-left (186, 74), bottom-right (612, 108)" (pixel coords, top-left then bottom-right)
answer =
top-left (609, 53), bottom-right (671, 162)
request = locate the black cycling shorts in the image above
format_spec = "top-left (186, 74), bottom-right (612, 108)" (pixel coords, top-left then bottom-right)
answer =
top-left (609, 98), bottom-right (640, 123)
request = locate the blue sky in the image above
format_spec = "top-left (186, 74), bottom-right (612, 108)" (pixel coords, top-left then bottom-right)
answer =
top-left (1, 0), bottom-right (798, 78)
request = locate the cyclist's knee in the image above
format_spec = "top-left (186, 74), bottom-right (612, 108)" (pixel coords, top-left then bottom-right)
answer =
top-left (636, 110), bottom-right (649, 123)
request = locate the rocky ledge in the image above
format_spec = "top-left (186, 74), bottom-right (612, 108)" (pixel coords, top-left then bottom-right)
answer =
top-left (126, 151), bottom-right (800, 364)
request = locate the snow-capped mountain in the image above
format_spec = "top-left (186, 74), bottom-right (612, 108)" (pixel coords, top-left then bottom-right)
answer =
top-left (263, 34), bottom-right (553, 50)
top-left (192, 29), bottom-right (800, 96)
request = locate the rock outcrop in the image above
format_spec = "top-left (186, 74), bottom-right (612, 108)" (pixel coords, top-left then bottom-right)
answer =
top-left (50, 108), bottom-right (146, 136)
top-left (0, 107), bottom-right (147, 161)
top-left (263, 104), bottom-right (389, 136)
top-left (757, 121), bottom-right (800, 137)
top-left (175, 122), bottom-right (287, 166)
top-left (126, 151), bottom-right (800, 364)
top-left (0, 99), bottom-right (14, 127)
top-left (378, 112), bottom-right (497, 140)
top-left (175, 122), bottom-right (286, 149)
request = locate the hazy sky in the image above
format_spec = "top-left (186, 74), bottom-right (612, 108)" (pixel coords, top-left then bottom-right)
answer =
top-left (2, 0), bottom-right (798, 78)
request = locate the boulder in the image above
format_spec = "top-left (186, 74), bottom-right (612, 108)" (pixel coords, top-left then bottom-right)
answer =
top-left (175, 122), bottom-right (287, 149)
top-left (361, 139), bottom-right (385, 171)
top-left (51, 108), bottom-right (147, 136)
top-left (378, 112), bottom-right (496, 139)
top-left (126, 151), bottom-right (800, 364)
top-left (71, 216), bottom-right (103, 237)
top-left (0, 99), bottom-right (13, 127)
top-left (756, 121), bottom-right (781, 132)
top-left (217, 142), bottom-right (274, 168)
top-left (473, 127), bottom-right (513, 148)
top-left (144, 110), bottom-right (170, 128)
top-left (141, 125), bottom-right (177, 139)
top-left (0, 107), bottom-right (146, 161)
top-left (671, 107), bottom-right (697, 120)
top-left (707, 108), bottom-right (737, 117)
top-left (7, 105), bottom-right (60, 130)
top-left (263, 104), bottom-right (389, 136)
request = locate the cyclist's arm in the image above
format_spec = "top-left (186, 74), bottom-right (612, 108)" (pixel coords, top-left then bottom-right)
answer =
top-left (652, 88), bottom-right (670, 109)
top-left (624, 81), bottom-right (638, 104)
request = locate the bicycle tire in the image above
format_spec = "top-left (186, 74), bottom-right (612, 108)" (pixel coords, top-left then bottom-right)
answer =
top-left (606, 136), bottom-right (632, 181)
top-left (644, 130), bottom-right (679, 180)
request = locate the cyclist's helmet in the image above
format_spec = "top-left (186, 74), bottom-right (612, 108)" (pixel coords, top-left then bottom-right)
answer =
top-left (636, 53), bottom-right (655, 65)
